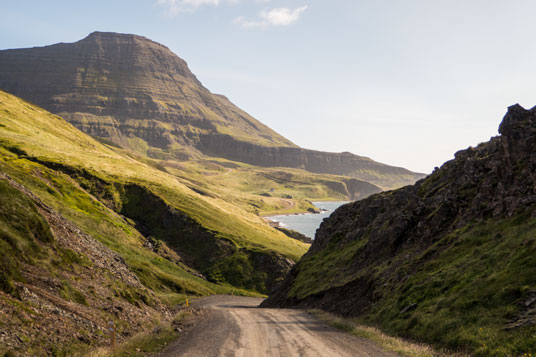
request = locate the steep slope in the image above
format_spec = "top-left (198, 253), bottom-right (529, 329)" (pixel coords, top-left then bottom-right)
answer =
top-left (0, 90), bottom-right (309, 295)
top-left (263, 105), bottom-right (536, 355)
top-left (0, 31), bottom-right (424, 189)
top-left (0, 172), bottom-right (175, 355)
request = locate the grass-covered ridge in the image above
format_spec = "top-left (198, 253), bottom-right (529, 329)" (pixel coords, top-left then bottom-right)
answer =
top-left (0, 148), bottom-right (233, 302)
top-left (0, 90), bottom-right (308, 291)
top-left (163, 158), bottom-right (379, 216)
top-left (289, 213), bottom-right (536, 355)
top-left (365, 215), bottom-right (536, 355)
top-left (0, 178), bottom-right (53, 295)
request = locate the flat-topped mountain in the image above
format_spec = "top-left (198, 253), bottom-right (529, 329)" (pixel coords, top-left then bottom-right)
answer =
top-left (263, 105), bottom-right (536, 355)
top-left (0, 32), bottom-right (424, 189)
top-left (0, 31), bottom-right (293, 152)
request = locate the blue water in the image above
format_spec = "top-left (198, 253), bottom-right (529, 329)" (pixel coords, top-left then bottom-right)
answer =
top-left (267, 201), bottom-right (349, 239)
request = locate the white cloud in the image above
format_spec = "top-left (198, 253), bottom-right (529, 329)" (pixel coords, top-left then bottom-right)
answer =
top-left (262, 6), bottom-right (308, 26)
top-left (234, 5), bottom-right (308, 28)
top-left (157, 0), bottom-right (220, 15)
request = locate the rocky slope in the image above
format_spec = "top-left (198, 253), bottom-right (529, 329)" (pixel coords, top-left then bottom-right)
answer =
top-left (0, 32), bottom-right (424, 189)
top-left (0, 172), bottom-right (171, 355)
top-left (263, 104), bottom-right (536, 355)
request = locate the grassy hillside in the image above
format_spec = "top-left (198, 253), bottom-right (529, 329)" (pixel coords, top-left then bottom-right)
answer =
top-left (0, 160), bottom-right (231, 355)
top-left (284, 212), bottom-right (536, 355)
top-left (0, 90), bottom-right (310, 290)
top-left (263, 104), bottom-right (536, 356)
top-left (0, 150), bottom-right (235, 299)
top-left (160, 158), bottom-right (380, 216)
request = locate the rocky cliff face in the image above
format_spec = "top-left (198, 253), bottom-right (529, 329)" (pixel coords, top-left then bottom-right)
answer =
top-left (0, 32), bottom-right (424, 189)
top-left (199, 134), bottom-right (423, 189)
top-left (263, 105), bottom-right (536, 355)
top-left (0, 31), bottom-right (295, 154)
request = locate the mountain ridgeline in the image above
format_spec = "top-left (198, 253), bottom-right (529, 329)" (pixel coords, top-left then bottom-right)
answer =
top-left (0, 31), bottom-right (424, 189)
top-left (263, 105), bottom-right (536, 355)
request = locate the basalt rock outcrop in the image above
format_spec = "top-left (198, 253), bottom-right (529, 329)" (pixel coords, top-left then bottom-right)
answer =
top-left (263, 104), bottom-right (536, 355)
top-left (0, 32), bottom-right (424, 189)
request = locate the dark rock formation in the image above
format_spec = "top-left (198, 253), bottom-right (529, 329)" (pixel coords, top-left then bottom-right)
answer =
top-left (0, 32), bottom-right (424, 189)
top-left (274, 227), bottom-right (314, 244)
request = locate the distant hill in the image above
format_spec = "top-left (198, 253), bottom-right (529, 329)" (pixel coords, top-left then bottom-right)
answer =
top-left (0, 32), bottom-right (425, 189)
top-left (263, 105), bottom-right (536, 355)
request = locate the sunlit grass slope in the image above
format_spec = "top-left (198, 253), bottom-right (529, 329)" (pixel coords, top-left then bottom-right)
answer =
top-left (0, 90), bottom-right (308, 293)
top-left (0, 153), bottom-right (236, 303)
top-left (161, 158), bottom-right (371, 216)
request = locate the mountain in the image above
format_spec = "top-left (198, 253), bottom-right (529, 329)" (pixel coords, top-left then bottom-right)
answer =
top-left (262, 105), bottom-right (536, 355)
top-left (0, 31), bottom-right (424, 189)
top-left (0, 31), bottom-right (294, 152)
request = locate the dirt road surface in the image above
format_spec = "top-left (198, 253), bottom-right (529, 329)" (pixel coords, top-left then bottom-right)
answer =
top-left (158, 295), bottom-right (396, 357)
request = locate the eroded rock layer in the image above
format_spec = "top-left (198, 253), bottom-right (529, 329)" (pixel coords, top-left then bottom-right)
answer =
top-left (0, 32), bottom-right (424, 189)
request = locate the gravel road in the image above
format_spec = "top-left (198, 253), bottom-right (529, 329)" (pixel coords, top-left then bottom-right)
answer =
top-left (157, 295), bottom-right (396, 357)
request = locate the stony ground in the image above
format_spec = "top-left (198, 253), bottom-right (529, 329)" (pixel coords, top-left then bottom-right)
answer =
top-left (0, 173), bottom-right (173, 356)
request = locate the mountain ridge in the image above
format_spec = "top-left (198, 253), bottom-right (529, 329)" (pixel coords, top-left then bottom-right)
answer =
top-left (0, 31), bottom-right (425, 189)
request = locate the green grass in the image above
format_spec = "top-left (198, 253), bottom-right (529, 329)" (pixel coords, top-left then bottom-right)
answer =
top-left (59, 280), bottom-right (88, 305)
top-left (289, 213), bottom-right (536, 356)
top-left (0, 179), bottom-right (53, 295)
top-left (0, 149), bottom-right (241, 301)
top-left (85, 310), bottom-right (199, 357)
top-left (364, 216), bottom-right (536, 356)
top-left (312, 310), bottom-right (442, 357)
top-left (168, 158), bottom-right (365, 216)
top-left (289, 234), bottom-right (369, 299)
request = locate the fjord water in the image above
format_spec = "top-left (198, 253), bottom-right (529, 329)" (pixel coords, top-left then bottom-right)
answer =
top-left (268, 201), bottom-right (349, 238)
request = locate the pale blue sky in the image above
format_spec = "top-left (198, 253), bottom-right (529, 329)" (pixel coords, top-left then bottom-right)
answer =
top-left (2, 0), bottom-right (536, 173)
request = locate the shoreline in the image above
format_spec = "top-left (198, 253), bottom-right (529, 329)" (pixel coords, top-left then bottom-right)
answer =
top-left (263, 201), bottom-right (349, 239)
top-left (260, 200), bottom-right (345, 219)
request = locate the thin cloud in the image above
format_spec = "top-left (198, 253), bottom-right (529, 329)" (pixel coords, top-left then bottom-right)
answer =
top-left (157, 0), bottom-right (220, 15)
top-left (234, 5), bottom-right (308, 28)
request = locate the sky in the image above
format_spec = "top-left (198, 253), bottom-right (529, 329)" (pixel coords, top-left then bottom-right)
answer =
top-left (2, 0), bottom-right (536, 173)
